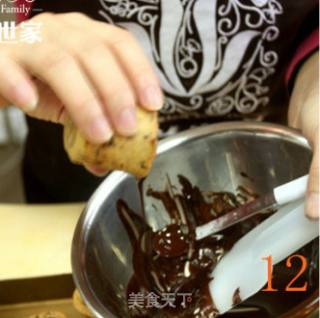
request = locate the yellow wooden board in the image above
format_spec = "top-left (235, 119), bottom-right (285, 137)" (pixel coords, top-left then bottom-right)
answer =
top-left (0, 203), bottom-right (84, 280)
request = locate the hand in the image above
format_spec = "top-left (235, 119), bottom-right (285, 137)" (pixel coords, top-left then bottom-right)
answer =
top-left (289, 50), bottom-right (319, 219)
top-left (0, 13), bottom-right (163, 145)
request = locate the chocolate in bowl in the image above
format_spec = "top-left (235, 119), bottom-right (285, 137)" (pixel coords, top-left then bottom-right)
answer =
top-left (118, 175), bottom-right (318, 318)
top-left (71, 122), bottom-right (319, 318)
top-left (118, 175), bottom-right (276, 318)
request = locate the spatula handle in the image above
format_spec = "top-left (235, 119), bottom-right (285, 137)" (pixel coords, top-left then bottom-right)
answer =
top-left (274, 175), bottom-right (308, 205)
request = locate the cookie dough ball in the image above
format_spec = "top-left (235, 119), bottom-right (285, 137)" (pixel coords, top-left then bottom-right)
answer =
top-left (64, 108), bottom-right (158, 178)
top-left (73, 289), bottom-right (96, 318)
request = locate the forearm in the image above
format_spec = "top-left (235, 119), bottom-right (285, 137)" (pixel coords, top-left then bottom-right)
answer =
top-left (289, 50), bottom-right (319, 144)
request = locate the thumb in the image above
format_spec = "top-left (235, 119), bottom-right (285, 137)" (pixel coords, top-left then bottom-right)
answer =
top-left (305, 140), bottom-right (319, 219)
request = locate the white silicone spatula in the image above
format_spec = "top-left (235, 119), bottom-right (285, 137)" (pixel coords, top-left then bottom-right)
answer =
top-left (209, 199), bottom-right (319, 316)
top-left (196, 175), bottom-right (308, 240)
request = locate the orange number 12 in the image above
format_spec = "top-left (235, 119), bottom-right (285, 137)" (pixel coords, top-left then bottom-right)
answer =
top-left (262, 254), bottom-right (307, 292)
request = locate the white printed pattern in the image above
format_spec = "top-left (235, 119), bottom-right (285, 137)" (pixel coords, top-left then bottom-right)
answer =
top-left (98, 0), bottom-right (283, 116)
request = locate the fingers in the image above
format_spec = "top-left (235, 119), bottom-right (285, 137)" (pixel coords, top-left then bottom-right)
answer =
top-left (53, 16), bottom-right (163, 133)
top-left (19, 43), bottom-right (113, 144)
top-left (104, 26), bottom-right (164, 110)
top-left (41, 13), bottom-right (162, 138)
top-left (77, 41), bottom-right (138, 136)
top-left (58, 15), bottom-right (163, 110)
top-left (1, 13), bottom-right (162, 143)
top-left (305, 141), bottom-right (319, 219)
top-left (288, 50), bottom-right (319, 220)
top-left (0, 53), bottom-right (38, 112)
top-left (44, 16), bottom-right (140, 136)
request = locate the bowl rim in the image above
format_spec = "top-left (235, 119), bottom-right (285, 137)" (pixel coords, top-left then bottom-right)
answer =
top-left (72, 121), bottom-right (314, 318)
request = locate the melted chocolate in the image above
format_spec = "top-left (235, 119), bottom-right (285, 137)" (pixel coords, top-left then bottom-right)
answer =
top-left (117, 175), bottom-right (276, 318)
top-left (152, 224), bottom-right (194, 257)
top-left (232, 288), bottom-right (242, 306)
top-left (116, 175), bottom-right (319, 317)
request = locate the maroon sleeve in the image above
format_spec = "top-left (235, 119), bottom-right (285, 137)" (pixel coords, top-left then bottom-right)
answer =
top-left (16, 0), bottom-right (34, 23)
top-left (286, 28), bottom-right (319, 86)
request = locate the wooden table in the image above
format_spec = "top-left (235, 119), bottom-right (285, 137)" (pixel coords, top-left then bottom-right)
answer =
top-left (0, 203), bottom-right (86, 317)
top-left (0, 203), bottom-right (84, 280)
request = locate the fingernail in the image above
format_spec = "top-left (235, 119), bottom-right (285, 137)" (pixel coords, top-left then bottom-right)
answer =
top-left (27, 97), bottom-right (38, 112)
top-left (142, 86), bottom-right (163, 110)
top-left (118, 108), bottom-right (138, 135)
top-left (306, 192), bottom-right (319, 220)
top-left (13, 82), bottom-right (38, 112)
top-left (84, 164), bottom-right (109, 177)
top-left (90, 116), bottom-right (113, 144)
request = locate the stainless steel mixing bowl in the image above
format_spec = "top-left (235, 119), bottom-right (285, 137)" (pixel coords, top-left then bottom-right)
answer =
top-left (72, 122), bottom-right (319, 318)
